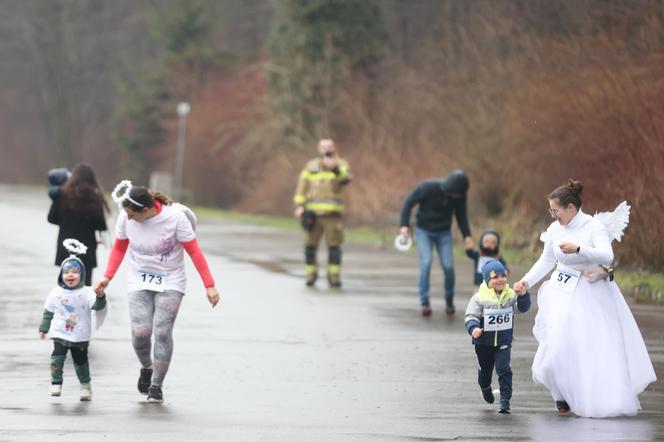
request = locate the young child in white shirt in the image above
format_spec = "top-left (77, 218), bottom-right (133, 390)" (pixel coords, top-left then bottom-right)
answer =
top-left (39, 250), bottom-right (106, 401)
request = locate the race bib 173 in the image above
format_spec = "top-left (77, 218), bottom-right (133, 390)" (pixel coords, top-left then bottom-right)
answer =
top-left (137, 269), bottom-right (166, 292)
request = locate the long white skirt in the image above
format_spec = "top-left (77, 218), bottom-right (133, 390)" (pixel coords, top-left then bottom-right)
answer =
top-left (532, 277), bottom-right (656, 418)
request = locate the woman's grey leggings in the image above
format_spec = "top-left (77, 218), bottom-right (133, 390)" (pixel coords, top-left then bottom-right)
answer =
top-left (128, 290), bottom-right (184, 387)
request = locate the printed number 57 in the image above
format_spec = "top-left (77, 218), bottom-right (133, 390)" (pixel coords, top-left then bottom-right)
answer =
top-left (557, 273), bottom-right (571, 283)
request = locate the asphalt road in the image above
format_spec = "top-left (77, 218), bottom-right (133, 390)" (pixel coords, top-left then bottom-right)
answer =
top-left (1, 185), bottom-right (662, 441)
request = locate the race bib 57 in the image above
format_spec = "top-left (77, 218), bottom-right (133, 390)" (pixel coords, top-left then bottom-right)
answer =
top-left (551, 264), bottom-right (581, 293)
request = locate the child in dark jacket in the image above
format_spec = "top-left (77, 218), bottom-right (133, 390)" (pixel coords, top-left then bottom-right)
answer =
top-left (464, 259), bottom-right (530, 414)
top-left (466, 229), bottom-right (507, 288)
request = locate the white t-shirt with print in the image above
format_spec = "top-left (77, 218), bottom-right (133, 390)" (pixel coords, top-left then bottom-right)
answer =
top-left (44, 286), bottom-right (98, 343)
top-left (115, 204), bottom-right (196, 294)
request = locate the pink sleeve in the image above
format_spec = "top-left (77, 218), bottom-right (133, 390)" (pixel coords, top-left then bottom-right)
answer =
top-left (104, 238), bottom-right (129, 280)
top-left (181, 239), bottom-right (215, 288)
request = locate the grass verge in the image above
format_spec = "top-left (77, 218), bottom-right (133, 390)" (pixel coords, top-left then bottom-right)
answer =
top-left (195, 206), bottom-right (664, 304)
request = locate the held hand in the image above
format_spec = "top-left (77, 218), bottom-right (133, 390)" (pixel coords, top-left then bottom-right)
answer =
top-left (93, 277), bottom-right (110, 295)
top-left (400, 226), bottom-right (410, 239)
top-left (464, 236), bottom-right (474, 251)
top-left (206, 286), bottom-right (220, 307)
top-left (472, 328), bottom-right (483, 339)
top-left (39, 331), bottom-right (46, 340)
top-left (294, 206), bottom-right (305, 219)
top-left (559, 241), bottom-right (579, 254)
top-left (513, 280), bottom-right (529, 294)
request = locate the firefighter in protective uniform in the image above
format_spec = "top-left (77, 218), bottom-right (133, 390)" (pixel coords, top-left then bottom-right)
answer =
top-left (293, 139), bottom-right (351, 287)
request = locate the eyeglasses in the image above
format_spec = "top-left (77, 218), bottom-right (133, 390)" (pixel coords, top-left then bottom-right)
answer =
top-left (548, 208), bottom-right (560, 218)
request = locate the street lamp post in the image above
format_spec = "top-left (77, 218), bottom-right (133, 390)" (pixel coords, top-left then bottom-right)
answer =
top-left (174, 102), bottom-right (190, 200)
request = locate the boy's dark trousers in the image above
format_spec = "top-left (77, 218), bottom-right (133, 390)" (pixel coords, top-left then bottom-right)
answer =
top-left (51, 341), bottom-right (90, 384)
top-left (475, 344), bottom-right (512, 400)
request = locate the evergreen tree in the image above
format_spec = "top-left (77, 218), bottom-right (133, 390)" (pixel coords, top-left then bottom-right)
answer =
top-left (268, 0), bottom-right (385, 146)
top-left (114, 0), bottom-right (219, 182)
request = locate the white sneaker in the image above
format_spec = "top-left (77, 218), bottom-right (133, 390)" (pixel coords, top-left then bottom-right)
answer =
top-left (80, 383), bottom-right (92, 401)
top-left (50, 384), bottom-right (62, 396)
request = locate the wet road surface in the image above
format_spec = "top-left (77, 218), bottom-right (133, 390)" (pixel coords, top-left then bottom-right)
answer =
top-left (1, 185), bottom-right (662, 441)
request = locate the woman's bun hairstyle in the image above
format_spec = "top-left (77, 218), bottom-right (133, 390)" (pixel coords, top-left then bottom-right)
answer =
top-left (549, 179), bottom-right (583, 209)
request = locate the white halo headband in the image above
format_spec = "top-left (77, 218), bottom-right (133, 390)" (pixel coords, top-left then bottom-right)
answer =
top-left (112, 179), bottom-right (145, 207)
top-left (63, 238), bottom-right (88, 256)
top-left (394, 234), bottom-right (413, 252)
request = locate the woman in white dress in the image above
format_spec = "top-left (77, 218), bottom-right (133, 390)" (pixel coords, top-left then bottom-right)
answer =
top-left (514, 180), bottom-right (656, 418)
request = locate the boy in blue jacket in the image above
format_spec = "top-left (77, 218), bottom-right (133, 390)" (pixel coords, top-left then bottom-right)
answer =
top-left (464, 259), bottom-right (531, 414)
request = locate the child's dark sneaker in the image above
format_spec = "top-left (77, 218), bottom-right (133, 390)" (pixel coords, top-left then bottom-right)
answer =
top-left (556, 400), bottom-right (570, 413)
top-left (421, 305), bottom-right (432, 317)
top-left (138, 368), bottom-right (152, 394)
top-left (147, 385), bottom-right (163, 403)
top-left (499, 399), bottom-right (511, 414)
top-left (445, 299), bottom-right (455, 315)
top-left (481, 386), bottom-right (495, 404)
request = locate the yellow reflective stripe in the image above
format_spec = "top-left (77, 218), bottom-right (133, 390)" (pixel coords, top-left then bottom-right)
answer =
top-left (305, 265), bottom-right (318, 274)
top-left (305, 203), bottom-right (344, 212)
top-left (327, 264), bottom-right (341, 275)
top-left (293, 195), bottom-right (306, 204)
top-left (338, 164), bottom-right (350, 179)
top-left (304, 171), bottom-right (337, 181)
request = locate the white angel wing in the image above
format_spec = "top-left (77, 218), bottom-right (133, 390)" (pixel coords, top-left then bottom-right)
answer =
top-left (93, 304), bottom-right (107, 330)
top-left (173, 202), bottom-right (197, 231)
top-left (594, 201), bottom-right (630, 242)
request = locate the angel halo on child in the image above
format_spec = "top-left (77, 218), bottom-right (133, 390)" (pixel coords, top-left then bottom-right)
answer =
top-left (513, 179), bottom-right (656, 419)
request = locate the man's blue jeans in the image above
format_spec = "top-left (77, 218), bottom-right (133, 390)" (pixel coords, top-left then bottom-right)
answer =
top-left (415, 227), bottom-right (455, 306)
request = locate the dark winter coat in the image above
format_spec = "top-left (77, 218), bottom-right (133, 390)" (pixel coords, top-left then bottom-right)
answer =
top-left (48, 196), bottom-right (107, 270)
top-left (399, 170), bottom-right (471, 235)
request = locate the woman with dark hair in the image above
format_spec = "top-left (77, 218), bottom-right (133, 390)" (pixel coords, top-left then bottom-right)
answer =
top-left (48, 163), bottom-right (110, 285)
top-left (94, 181), bottom-right (219, 403)
top-left (514, 180), bottom-right (656, 418)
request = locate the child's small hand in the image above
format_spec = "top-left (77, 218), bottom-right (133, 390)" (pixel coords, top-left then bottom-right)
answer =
top-left (39, 331), bottom-right (46, 340)
top-left (471, 328), bottom-right (483, 339)
top-left (93, 277), bottom-right (110, 295)
top-left (513, 280), bottom-right (528, 294)
top-left (96, 291), bottom-right (106, 299)
top-left (513, 284), bottom-right (526, 296)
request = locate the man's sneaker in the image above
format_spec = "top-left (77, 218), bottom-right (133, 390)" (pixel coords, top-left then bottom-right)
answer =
top-left (499, 399), bottom-right (511, 414)
top-left (147, 385), bottom-right (163, 403)
top-left (305, 274), bottom-right (317, 287)
top-left (556, 400), bottom-right (570, 413)
top-left (327, 274), bottom-right (342, 288)
top-left (138, 368), bottom-right (152, 394)
top-left (421, 305), bottom-right (432, 317)
top-left (481, 386), bottom-right (495, 404)
top-left (80, 383), bottom-right (92, 401)
top-left (445, 299), bottom-right (455, 315)
top-left (50, 384), bottom-right (62, 397)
